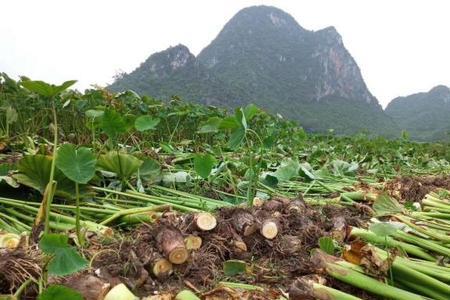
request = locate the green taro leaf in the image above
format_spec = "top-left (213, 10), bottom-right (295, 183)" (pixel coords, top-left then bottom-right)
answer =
top-left (6, 106), bottom-right (18, 124)
top-left (272, 159), bottom-right (300, 182)
top-left (194, 154), bottom-right (216, 179)
top-left (243, 104), bottom-right (260, 121)
top-left (198, 117), bottom-right (222, 134)
top-left (56, 144), bottom-right (96, 184)
top-left (369, 222), bottom-right (398, 237)
top-left (227, 126), bottom-right (245, 149)
top-left (101, 109), bottom-right (127, 140)
top-left (319, 236), bottom-right (336, 255)
top-left (85, 109), bottom-right (104, 119)
top-left (134, 115), bottom-right (160, 132)
top-left (97, 151), bottom-right (143, 180)
top-left (13, 154), bottom-right (77, 199)
top-left (223, 259), bottom-right (247, 276)
top-left (21, 80), bottom-right (76, 98)
top-left (39, 234), bottom-right (87, 276)
top-left (38, 285), bottom-right (83, 300)
top-left (139, 158), bottom-right (161, 180)
top-left (219, 116), bottom-right (240, 130)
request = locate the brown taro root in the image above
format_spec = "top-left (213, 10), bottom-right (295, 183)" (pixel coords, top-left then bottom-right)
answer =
top-left (156, 226), bottom-right (189, 265)
top-left (232, 209), bottom-right (258, 236)
top-left (286, 198), bottom-right (306, 214)
top-left (262, 198), bottom-right (286, 211)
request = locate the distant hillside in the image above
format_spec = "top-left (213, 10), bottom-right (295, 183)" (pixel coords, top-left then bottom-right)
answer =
top-left (109, 5), bottom-right (399, 137)
top-left (386, 85), bottom-right (450, 141)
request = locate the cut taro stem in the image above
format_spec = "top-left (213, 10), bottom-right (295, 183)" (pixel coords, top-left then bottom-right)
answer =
top-left (184, 235), bottom-right (202, 250)
top-left (260, 219), bottom-right (279, 239)
top-left (156, 226), bottom-right (189, 264)
top-left (289, 276), bottom-right (362, 300)
top-left (194, 212), bottom-right (217, 231)
top-left (175, 290), bottom-right (201, 300)
top-left (152, 255), bottom-right (173, 279)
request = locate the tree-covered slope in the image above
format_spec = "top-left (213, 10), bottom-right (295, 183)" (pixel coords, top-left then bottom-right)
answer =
top-left (386, 85), bottom-right (450, 141)
top-left (109, 5), bottom-right (399, 137)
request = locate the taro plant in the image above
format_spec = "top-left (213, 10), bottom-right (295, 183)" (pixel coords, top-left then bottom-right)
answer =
top-left (222, 104), bottom-right (264, 205)
top-left (39, 233), bottom-right (87, 289)
top-left (20, 79), bottom-right (76, 234)
top-left (55, 144), bottom-right (96, 245)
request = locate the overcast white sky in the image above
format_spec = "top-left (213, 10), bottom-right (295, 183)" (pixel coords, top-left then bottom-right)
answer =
top-left (1, 0), bottom-right (449, 107)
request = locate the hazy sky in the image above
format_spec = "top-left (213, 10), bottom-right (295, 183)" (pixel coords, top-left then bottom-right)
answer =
top-left (1, 0), bottom-right (449, 107)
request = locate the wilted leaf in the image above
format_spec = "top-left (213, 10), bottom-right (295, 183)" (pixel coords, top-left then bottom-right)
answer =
top-left (373, 194), bottom-right (403, 216)
top-left (369, 222), bottom-right (398, 237)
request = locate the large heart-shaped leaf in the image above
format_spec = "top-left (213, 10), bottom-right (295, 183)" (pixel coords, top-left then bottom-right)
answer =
top-left (13, 155), bottom-right (77, 198)
top-left (21, 80), bottom-right (76, 98)
top-left (39, 285), bottom-right (83, 300)
top-left (227, 126), bottom-right (245, 149)
top-left (39, 234), bottom-right (87, 276)
top-left (97, 151), bottom-right (143, 180)
top-left (198, 117), bottom-right (222, 134)
top-left (194, 154), bottom-right (216, 179)
top-left (272, 159), bottom-right (300, 182)
top-left (101, 109), bottom-right (127, 140)
top-left (56, 144), bottom-right (96, 184)
top-left (135, 115), bottom-right (160, 132)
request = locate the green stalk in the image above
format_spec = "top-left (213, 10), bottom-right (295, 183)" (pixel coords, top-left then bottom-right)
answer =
top-left (75, 182), bottom-right (83, 246)
top-left (100, 205), bottom-right (170, 225)
top-left (375, 248), bottom-right (450, 297)
top-left (93, 187), bottom-right (200, 212)
top-left (0, 211), bottom-right (31, 231)
top-left (395, 215), bottom-right (450, 243)
top-left (312, 283), bottom-right (363, 300)
top-left (312, 250), bottom-right (426, 300)
top-left (350, 228), bottom-right (435, 260)
top-left (44, 100), bottom-right (58, 234)
top-left (218, 281), bottom-right (264, 291)
top-left (5, 208), bottom-right (74, 231)
top-left (392, 231), bottom-right (450, 257)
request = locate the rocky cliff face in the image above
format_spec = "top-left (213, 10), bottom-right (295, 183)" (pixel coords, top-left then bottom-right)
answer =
top-left (109, 5), bottom-right (398, 136)
top-left (386, 85), bottom-right (450, 141)
top-left (311, 27), bottom-right (377, 105)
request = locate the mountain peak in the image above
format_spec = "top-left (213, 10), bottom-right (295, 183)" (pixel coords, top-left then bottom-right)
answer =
top-left (316, 26), bottom-right (343, 45)
top-left (110, 5), bottom-right (398, 137)
top-left (232, 5), bottom-right (305, 30)
top-left (429, 85), bottom-right (450, 94)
